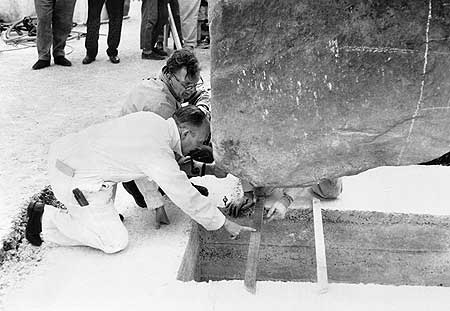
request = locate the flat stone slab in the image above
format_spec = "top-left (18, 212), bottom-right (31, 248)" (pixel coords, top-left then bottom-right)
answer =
top-left (197, 209), bottom-right (450, 286)
top-left (210, 0), bottom-right (450, 187)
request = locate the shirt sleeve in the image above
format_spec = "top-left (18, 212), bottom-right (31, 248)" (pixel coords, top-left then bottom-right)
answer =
top-left (138, 150), bottom-right (226, 231)
top-left (193, 89), bottom-right (211, 120)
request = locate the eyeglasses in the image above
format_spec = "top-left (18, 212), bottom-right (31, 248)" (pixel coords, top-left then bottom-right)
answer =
top-left (172, 74), bottom-right (204, 91)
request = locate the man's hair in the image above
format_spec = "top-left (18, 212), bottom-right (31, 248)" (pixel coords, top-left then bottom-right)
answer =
top-left (173, 105), bottom-right (207, 127)
top-left (165, 49), bottom-right (200, 77)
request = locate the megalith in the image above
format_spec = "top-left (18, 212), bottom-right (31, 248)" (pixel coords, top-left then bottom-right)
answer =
top-left (210, 0), bottom-right (450, 187)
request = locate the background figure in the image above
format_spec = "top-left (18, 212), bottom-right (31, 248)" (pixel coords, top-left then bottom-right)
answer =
top-left (179, 0), bottom-right (200, 50)
top-left (83, 0), bottom-right (125, 64)
top-left (140, 0), bottom-right (168, 60)
top-left (32, 0), bottom-right (77, 70)
top-left (155, 0), bottom-right (183, 53)
top-left (196, 0), bottom-right (209, 48)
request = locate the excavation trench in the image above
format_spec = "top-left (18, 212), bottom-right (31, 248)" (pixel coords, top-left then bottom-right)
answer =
top-left (178, 208), bottom-right (450, 286)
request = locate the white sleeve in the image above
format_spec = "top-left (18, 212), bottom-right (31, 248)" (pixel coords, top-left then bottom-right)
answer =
top-left (138, 151), bottom-right (226, 231)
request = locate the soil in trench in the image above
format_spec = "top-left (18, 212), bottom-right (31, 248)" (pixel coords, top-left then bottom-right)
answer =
top-left (197, 208), bottom-right (450, 286)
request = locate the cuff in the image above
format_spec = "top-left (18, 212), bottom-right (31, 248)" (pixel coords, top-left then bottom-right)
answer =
top-left (203, 212), bottom-right (226, 231)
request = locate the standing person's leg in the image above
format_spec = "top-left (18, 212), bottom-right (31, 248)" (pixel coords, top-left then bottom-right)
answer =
top-left (32, 0), bottom-right (54, 69)
top-left (140, 0), bottom-right (164, 59)
top-left (179, 0), bottom-right (200, 49)
top-left (52, 0), bottom-right (77, 66)
top-left (150, 0), bottom-right (168, 56)
top-left (83, 0), bottom-right (105, 63)
top-left (169, 0), bottom-right (183, 46)
top-left (105, 0), bottom-right (125, 62)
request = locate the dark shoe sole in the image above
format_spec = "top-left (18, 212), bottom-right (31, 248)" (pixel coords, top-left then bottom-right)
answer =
top-left (25, 200), bottom-right (45, 246)
top-left (141, 53), bottom-right (166, 60)
top-left (152, 48), bottom-right (168, 57)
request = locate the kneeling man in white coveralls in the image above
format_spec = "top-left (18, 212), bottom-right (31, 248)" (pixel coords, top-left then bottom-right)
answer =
top-left (25, 106), bottom-right (254, 253)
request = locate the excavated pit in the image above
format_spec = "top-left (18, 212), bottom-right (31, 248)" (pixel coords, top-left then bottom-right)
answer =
top-left (178, 208), bottom-right (450, 286)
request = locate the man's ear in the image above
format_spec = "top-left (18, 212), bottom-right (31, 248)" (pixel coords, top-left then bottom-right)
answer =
top-left (179, 67), bottom-right (188, 81)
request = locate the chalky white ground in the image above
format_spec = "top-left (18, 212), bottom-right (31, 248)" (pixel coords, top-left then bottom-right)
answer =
top-left (1, 3), bottom-right (450, 310)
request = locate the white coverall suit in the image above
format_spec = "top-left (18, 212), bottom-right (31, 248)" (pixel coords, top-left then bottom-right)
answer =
top-left (42, 112), bottom-right (225, 253)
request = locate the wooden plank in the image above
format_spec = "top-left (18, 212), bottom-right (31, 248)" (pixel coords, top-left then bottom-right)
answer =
top-left (312, 200), bottom-right (329, 293)
top-left (167, 3), bottom-right (182, 50)
top-left (177, 221), bottom-right (201, 281)
top-left (244, 187), bottom-right (265, 294)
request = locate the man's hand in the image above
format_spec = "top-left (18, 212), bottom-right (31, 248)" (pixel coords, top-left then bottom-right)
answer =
top-left (226, 191), bottom-right (255, 218)
top-left (177, 156), bottom-right (193, 174)
top-left (209, 164), bottom-right (227, 178)
top-left (223, 218), bottom-right (255, 239)
top-left (266, 195), bottom-right (292, 222)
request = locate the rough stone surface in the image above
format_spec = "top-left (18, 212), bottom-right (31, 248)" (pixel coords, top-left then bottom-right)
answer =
top-left (0, 0), bottom-right (34, 22)
top-left (210, 0), bottom-right (450, 187)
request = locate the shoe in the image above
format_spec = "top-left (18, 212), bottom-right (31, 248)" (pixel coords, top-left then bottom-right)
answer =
top-left (141, 51), bottom-right (165, 60)
top-left (54, 56), bottom-right (72, 66)
top-left (82, 55), bottom-right (96, 64)
top-left (152, 47), bottom-right (168, 57)
top-left (25, 200), bottom-right (45, 246)
top-left (32, 59), bottom-right (50, 70)
top-left (109, 55), bottom-right (120, 64)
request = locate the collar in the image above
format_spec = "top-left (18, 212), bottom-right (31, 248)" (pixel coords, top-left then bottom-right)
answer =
top-left (167, 117), bottom-right (182, 156)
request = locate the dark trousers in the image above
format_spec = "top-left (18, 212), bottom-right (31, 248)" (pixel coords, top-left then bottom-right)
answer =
top-left (34, 0), bottom-right (77, 60)
top-left (140, 0), bottom-right (168, 51)
top-left (123, 145), bottom-right (213, 208)
top-left (85, 0), bottom-right (124, 57)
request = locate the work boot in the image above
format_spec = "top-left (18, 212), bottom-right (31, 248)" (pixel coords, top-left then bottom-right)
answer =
top-left (54, 56), bottom-right (72, 66)
top-left (82, 55), bottom-right (96, 64)
top-left (154, 206), bottom-right (170, 229)
top-left (32, 59), bottom-right (50, 70)
top-left (141, 51), bottom-right (165, 60)
top-left (25, 200), bottom-right (45, 246)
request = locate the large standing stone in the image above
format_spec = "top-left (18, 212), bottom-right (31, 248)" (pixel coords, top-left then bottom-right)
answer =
top-left (210, 0), bottom-right (450, 187)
